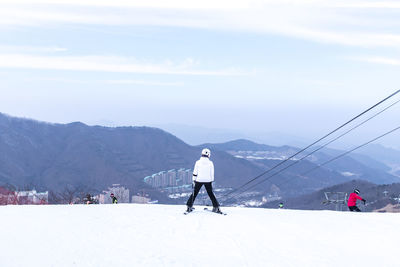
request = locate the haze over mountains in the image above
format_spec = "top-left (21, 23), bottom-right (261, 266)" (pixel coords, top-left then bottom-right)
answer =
top-left (1, 112), bottom-right (399, 207)
top-left (0, 113), bottom-right (262, 201)
top-left (202, 139), bottom-right (400, 185)
top-left (155, 123), bottom-right (309, 147)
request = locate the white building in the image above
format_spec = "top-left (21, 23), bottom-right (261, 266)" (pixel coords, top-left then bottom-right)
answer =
top-left (143, 169), bottom-right (192, 189)
top-left (0, 189), bottom-right (48, 205)
top-left (131, 195), bottom-right (151, 204)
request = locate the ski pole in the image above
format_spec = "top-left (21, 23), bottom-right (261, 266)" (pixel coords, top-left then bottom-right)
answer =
top-left (191, 181), bottom-right (195, 208)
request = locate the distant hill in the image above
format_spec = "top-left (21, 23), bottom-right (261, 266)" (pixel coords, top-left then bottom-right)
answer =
top-left (310, 147), bottom-right (398, 184)
top-left (357, 143), bottom-right (400, 166)
top-left (263, 180), bottom-right (400, 212)
top-left (202, 139), bottom-right (281, 152)
top-left (2, 113), bottom-right (396, 206)
top-left (355, 144), bottom-right (400, 177)
top-left (203, 139), bottom-right (400, 185)
top-left (0, 113), bottom-right (263, 202)
top-left (200, 139), bottom-right (352, 199)
top-left (155, 124), bottom-right (309, 147)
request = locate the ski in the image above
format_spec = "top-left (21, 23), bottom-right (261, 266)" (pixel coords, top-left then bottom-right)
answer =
top-left (204, 207), bottom-right (227, 215)
top-left (183, 207), bottom-right (195, 215)
top-left (184, 210), bottom-right (194, 215)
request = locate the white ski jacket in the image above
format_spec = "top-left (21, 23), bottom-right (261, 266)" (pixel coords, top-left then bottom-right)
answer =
top-left (192, 156), bottom-right (214, 183)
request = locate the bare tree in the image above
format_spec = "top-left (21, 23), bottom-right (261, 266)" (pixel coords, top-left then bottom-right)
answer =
top-left (0, 183), bottom-right (49, 205)
top-left (1, 184), bottom-right (20, 205)
top-left (0, 186), bottom-right (13, 205)
top-left (49, 184), bottom-right (94, 204)
top-left (58, 185), bottom-right (81, 204)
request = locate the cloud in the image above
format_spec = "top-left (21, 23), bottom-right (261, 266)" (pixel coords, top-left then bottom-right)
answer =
top-left (1, 1), bottom-right (400, 49)
top-left (0, 54), bottom-right (245, 76)
top-left (0, 0), bottom-right (249, 9)
top-left (0, 45), bottom-right (67, 53)
top-left (25, 77), bottom-right (184, 86)
top-left (5, 0), bottom-right (400, 9)
top-left (105, 80), bottom-right (184, 86)
top-left (355, 56), bottom-right (400, 66)
top-left (332, 1), bottom-right (400, 9)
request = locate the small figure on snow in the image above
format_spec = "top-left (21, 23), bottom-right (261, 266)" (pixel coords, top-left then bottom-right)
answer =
top-left (85, 194), bottom-right (93, 204)
top-left (110, 193), bottom-right (118, 204)
top-left (279, 202), bottom-right (284, 209)
top-left (186, 148), bottom-right (222, 213)
top-left (347, 189), bottom-right (366, 212)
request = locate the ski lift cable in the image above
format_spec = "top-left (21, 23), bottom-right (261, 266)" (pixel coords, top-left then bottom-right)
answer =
top-left (222, 89), bottom-right (400, 200)
top-left (300, 125), bottom-right (400, 176)
top-left (226, 97), bottom-right (400, 199)
top-left (274, 99), bottom-right (400, 188)
top-left (225, 124), bottom-right (400, 203)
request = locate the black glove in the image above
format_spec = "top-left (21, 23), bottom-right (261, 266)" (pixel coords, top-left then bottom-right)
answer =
top-left (362, 199), bottom-right (366, 204)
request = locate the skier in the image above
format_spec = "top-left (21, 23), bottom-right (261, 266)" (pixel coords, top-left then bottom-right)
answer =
top-left (110, 193), bottom-right (118, 204)
top-left (279, 202), bottom-right (284, 209)
top-left (85, 194), bottom-right (93, 204)
top-left (186, 148), bottom-right (222, 213)
top-left (347, 189), bottom-right (366, 212)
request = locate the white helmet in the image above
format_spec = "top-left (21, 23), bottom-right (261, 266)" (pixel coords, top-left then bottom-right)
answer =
top-left (201, 148), bottom-right (211, 158)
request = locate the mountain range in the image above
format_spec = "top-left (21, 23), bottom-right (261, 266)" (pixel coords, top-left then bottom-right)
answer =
top-left (1, 112), bottom-right (399, 206)
top-left (202, 139), bottom-right (400, 185)
top-left (0, 113), bottom-right (262, 202)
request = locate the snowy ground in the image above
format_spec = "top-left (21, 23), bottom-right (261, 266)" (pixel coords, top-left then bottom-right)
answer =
top-left (1, 204), bottom-right (399, 267)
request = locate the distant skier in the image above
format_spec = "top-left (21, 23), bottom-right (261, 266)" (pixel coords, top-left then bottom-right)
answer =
top-left (279, 202), bottom-right (284, 209)
top-left (186, 148), bottom-right (222, 213)
top-left (85, 194), bottom-right (93, 204)
top-left (347, 189), bottom-right (366, 212)
top-left (110, 193), bottom-right (118, 204)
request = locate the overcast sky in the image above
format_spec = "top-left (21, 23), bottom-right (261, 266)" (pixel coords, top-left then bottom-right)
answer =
top-left (0, 0), bottom-right (399, 147)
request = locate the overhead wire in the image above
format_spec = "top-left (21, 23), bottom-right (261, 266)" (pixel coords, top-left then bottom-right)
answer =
top-left (223, 98), bottom-right (400, 202)
top-left (274, 99), bottom-right (400, 188)
top-left (225, 124), bottom-right (400, 203)
top-left (221, 89), bottom-right (400, 201)
top-left (300, 125), bottom-right (400, 176)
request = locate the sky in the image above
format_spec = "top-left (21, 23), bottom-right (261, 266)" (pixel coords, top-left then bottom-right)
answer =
top-left (0, 0), bottom-right (399, 147)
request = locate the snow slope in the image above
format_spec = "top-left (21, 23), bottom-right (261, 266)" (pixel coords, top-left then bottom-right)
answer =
top-left (0, 204), bottom-right (398, 267)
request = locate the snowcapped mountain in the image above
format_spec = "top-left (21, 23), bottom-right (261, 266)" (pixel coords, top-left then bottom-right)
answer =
top-left (0, 204), bottom-right (398, 267)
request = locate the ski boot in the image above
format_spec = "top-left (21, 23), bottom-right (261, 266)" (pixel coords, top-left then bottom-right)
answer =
top-left (186, 206), bottom-right (194, 213)
top-left (212, 206), bottom-right (222, 214)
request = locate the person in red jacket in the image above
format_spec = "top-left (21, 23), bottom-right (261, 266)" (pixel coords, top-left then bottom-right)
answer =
top-left (347, 189), bottom-right (366, 212)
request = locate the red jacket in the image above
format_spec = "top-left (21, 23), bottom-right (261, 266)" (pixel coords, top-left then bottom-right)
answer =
top-left (348, 193), bottom-right (363, 207)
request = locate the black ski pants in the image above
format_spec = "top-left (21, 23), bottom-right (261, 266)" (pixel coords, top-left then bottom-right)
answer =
top-left (348, 206), bottom-right (361, 212)
top-left (186, 181), bottom-right (219, 208)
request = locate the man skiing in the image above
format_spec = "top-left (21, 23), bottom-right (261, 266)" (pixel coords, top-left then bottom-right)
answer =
top-left (186, 148), bottom-right (221, 213)
top-left (110, 193), bottom-right (118, 204)
top-left (347, 189), bottom-right (366, 212)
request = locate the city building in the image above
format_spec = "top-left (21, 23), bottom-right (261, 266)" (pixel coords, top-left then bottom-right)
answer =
top-left (143, 168), bottom-right (192, 191)
top-left (0, 188), bottom-right (48, 205)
